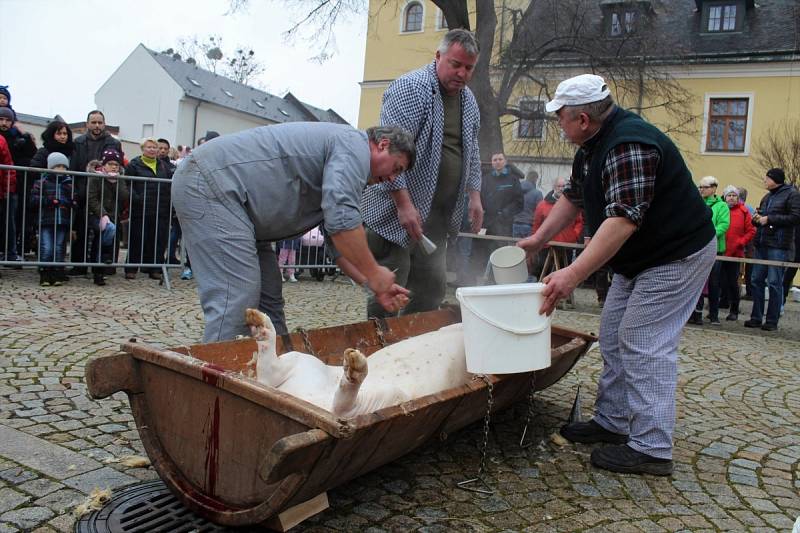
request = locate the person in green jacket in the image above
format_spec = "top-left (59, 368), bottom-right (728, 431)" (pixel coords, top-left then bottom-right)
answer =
top-left (689, 176), bottom-right (730, 325)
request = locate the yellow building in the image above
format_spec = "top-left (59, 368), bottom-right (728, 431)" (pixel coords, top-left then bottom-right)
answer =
top-left (358, 0), bottom-right (800, 193)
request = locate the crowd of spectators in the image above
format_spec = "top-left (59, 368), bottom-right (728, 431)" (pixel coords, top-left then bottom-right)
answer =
top-left (449, 149), bottom-right (799, 331)
top-left (0, 85), bottom-right (208, 286)
top-left (684, 171), bottom-right (800, 331)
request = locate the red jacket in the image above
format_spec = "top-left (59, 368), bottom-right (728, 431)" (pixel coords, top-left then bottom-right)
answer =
top-left (724, 202), bottom-right (755, 257)
top-left (532, 196), bottom-right (584, 245)
top-left (0, 135), bottom-right (16, 198)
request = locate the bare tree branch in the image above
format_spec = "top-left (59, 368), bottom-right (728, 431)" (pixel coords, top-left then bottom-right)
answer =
top-left (169, 34), bottom-right (268, 88)
top-left (750, 119), bottom-right (800, 186)
top-left (225, 0), bottom-right (703, 161)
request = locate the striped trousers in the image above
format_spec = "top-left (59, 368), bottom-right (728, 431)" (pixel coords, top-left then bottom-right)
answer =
top-left (593, 238), bottom-right (716, 459)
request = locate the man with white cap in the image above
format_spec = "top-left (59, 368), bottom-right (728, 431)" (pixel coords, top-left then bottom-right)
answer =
top-left (518, 74), bottom-right (716, 475)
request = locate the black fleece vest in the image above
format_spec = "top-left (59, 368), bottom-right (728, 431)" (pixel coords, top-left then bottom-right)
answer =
top-left (574, 107), bottom-right (714, 278)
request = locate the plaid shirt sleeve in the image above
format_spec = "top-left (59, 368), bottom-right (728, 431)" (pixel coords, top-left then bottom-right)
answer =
top-left (563, 173), bottom-right (584, 208)
top-left (601, 143), bottom-right (660, 228)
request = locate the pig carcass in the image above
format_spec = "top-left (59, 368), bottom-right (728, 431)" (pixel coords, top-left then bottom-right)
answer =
top-left (245, 309), bottom-right (472, 418)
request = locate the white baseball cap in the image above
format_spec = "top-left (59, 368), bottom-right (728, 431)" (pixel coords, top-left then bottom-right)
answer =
top-left (545, 74), bottom-right (611, 113)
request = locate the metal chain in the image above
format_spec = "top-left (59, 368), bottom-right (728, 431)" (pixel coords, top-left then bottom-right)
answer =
top-left (296, 328), bottom-right (318, 357)
top-left (476, 374), bottom-right (494, 476)
top-left (519, 371), bottom-right (537, 448)
top-left (457, 374), bottom-right (494, 494)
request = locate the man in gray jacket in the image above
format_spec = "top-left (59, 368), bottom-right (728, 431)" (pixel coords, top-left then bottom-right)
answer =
top-left (172, 123), bottom-right (414, 342)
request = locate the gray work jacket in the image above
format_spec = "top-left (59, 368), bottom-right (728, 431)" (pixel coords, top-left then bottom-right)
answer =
top-left (189, 122), bottom-right (370, 241)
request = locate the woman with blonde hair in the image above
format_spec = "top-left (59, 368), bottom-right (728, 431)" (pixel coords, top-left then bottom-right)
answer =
top-left (124, 137), bottom-right (172, 280)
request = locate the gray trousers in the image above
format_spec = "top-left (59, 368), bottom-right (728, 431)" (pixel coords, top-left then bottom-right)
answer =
top-left (594, 238), bottom-right (716, 459)
top-left (365, 227), bottom-right (447, 319)
top-left (171, 159), bottom-right (288, 342)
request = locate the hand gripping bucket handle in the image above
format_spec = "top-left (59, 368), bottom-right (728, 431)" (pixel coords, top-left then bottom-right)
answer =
top-left (458, 296), bottom-right (551, 335)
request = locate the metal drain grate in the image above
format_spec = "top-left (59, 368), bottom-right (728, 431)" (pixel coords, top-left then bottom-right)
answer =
top-left (75, 480), bottom-right (232, 533)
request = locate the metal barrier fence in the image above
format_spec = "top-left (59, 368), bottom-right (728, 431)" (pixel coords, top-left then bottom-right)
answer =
top-left (0, 162), bottom-right (794, 288)
top-left (275, 239), bottom-right (339, 281)
top-left (0, 164), bottom-right (340, 288)
top-left (0, 164), bottom-right (182, 288)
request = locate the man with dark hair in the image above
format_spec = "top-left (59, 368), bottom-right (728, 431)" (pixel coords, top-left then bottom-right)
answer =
top-left (744, 168), bottom-right (800, 331)
top-left (157, 138), bottom-right (171, 159)
top-left (172, 122), bottom-right (414, 342)
top-left (156, 138), bottom-right (176, 174)
top-left (466, 152), bottom-right (523, 283)
top-left (482, 153), bottom-right (523, 238)
top-left (71, 111), bottom-right (121, 172)
top-left (362, 28), bottom-right (483, 318)
top-left (68, 110), bottom-right (122, 275)
top-left (519, 74), bottom-right (716, 476)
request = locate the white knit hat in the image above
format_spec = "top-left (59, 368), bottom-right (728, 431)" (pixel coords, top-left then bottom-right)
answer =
top-left (545, 74), bottom-right (611, 113)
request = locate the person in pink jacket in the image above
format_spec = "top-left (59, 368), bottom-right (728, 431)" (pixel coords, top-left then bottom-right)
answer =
top-left (721, 185), bottom-right (756, 321)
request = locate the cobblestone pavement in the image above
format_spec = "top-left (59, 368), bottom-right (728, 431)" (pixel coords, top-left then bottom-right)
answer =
top-left (0, 268), bottom-right (798, 532)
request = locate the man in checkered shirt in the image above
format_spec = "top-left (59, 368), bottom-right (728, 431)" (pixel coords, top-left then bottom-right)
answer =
top-left (361, 29), bottom-right (483, 318)
top-left (519, 74), bottom-right (716, 476)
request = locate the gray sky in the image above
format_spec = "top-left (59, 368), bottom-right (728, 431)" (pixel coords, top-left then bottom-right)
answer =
top-left (0, 0), bottom-right (367, 126)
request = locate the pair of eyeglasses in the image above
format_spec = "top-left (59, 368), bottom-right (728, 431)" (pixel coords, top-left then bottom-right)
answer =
top-left (698, 185), bottom-right (714, 189)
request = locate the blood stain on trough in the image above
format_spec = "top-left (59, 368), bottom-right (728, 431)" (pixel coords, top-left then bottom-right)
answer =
top-left (201, 363), bottom-right (226, 386)
top-left (201, 363), bottom-right (224, 496)
top-left (204, 396), bottom-right (221, 496)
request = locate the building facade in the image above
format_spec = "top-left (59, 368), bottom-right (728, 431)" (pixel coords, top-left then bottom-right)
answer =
top-left (358, 0), bottom-right (800, 192)
top-left (97, 44), bottom-right (348, 154)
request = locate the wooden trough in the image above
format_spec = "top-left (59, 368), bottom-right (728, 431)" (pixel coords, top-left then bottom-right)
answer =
top-left (85, 307), bottom-right (596, 530)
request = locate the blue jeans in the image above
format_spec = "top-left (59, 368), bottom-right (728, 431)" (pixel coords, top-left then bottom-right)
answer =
top-left (750, 246), bottom-right (788, 325)
top-left (102, 222), bottom-right (116, 247)
top-left (512, 223), bottom-right (532, 239)
top-left (39, 225), bottom-right (68, 264)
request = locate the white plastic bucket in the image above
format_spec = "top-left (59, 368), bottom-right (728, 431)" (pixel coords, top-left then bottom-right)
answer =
top-left (489, 246), bottom-right (528, 284)
top-left (456, 283), bottom-right (551, 374)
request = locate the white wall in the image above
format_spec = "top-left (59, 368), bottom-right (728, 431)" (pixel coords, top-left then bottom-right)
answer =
top-left (176, 99), bottom-right (201, 148)
top-left (176, 98), bottom-right (276, 148)
top-left (95, 45), bottom-right (184, 146)
top-left (121, 140), bottom-right (141, 160)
